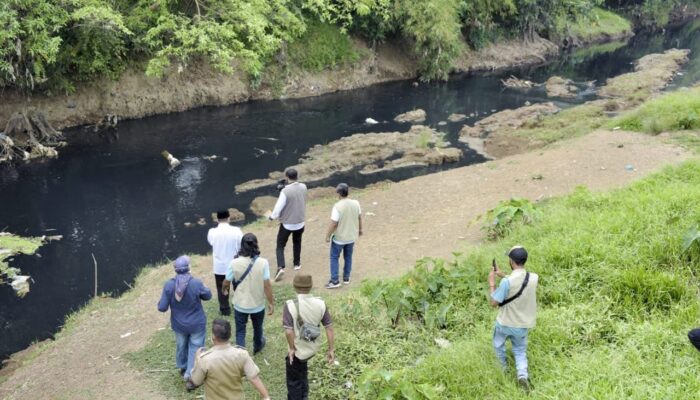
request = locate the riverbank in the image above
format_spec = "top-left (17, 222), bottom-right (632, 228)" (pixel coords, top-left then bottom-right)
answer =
top-left (0, 15), bottom-right (636, 132)
top-left (0, 126), bottom-right (691, 399)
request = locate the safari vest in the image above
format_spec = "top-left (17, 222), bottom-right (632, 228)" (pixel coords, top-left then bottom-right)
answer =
top-left (333, 198), bottom-right (361, 243)
top-left (230, 256), bottom-right (267, 310)
top-left (497, 269), bottom-right (538, 329)
top-left (287, 294), bottom-right (326, 361)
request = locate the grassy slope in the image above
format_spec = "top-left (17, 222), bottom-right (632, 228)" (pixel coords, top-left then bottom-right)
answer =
top-left (565, 7), bottom-right (633, 42)
top-left (612, 85), bottom-right (700, 134)
top-left (351, 161), bottom-right (700, 399)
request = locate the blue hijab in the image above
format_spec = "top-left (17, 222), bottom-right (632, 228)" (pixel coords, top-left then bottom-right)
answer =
top-left (173, 255), bottom-right (192, 302)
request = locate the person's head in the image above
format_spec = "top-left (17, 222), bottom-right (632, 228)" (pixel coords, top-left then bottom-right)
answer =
top-left (285, 168), bottom-right (298, 181)
top-left (211, 318), bottom-right (231, 344)
top-left (238, 233), bottom-right (261, 258)
top-left (293, 274), bottom-right (313, 294)
top-left (336, 183), bottom-right (349, 198)
top-left (174, 255), bottom-right (190, 274)
top-left (216, 209), bottom-right (230, 223)
top-left (506, 245), bottom-right (528, 269)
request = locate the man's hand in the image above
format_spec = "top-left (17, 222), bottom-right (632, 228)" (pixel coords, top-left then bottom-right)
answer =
top-left (325, 236), bottom-right (330, 243)
top-left (326, 349), bottom-right (335, 364)
top-left (195, 347), bottom-right (204, 359)
top-left (359, 229), bottom-right (363, 236)
top-left (488, 269), bottom-right (496, 288)
top-left (267, 303), bottom-right (274, 315)
top-left (288, 349), bottom-right (296, 364)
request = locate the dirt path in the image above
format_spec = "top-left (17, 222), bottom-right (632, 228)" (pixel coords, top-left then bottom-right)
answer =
top-left (0, 130), bottom-right (691, 400)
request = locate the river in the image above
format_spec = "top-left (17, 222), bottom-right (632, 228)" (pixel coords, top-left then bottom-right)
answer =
top-left (1, 19), bottom-right (698, 361)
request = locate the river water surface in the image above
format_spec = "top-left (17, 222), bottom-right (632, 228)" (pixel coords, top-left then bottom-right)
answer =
top-left (1, 20), bottom-right (699, 360)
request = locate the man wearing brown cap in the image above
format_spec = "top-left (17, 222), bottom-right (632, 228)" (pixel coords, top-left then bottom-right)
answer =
top-left (488, 245), bottom-right (539, 391)
top-left (282, 275), bottom-right (335, 399)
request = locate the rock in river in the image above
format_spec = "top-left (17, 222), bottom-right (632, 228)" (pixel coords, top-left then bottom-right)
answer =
top-left (394, 109), bottom-right (426, 124)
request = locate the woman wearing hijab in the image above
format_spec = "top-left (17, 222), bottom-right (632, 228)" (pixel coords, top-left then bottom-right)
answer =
top-left (158, 255), bottom-right (212, 390)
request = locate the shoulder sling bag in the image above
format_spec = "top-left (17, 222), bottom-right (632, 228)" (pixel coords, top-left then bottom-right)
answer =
top-left (293, 299), bottom-right (321, 342)
top-left (232, 256), bottom-right (257, 291)
top-left (498, 272), bottom-right (530, 307)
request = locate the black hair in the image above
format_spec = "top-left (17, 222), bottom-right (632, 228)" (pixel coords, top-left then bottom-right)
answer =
top-left (336, 183), bottom-right (349, 197)
top-left (238, 233), bottom-right (261, 258)
top-left (212, 318), bottom-right (231, 341)
top-left (217, 210), bottom-right (230, 220)
top-left (285, 168), bottom-right (298, 180)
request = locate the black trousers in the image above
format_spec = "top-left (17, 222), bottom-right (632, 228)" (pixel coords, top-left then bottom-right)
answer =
top-left (276, 225), bottom-right (304, 268)
top-left (214, 274), bottom-right (231, 316)
top-left (285, 355), bottom-right (309, 400)
top-left (689, 328), bottom-right (700, 351)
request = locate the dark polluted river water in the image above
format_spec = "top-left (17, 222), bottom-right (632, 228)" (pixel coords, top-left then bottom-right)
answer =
top-left (1, 20), bottom-right (699, 360)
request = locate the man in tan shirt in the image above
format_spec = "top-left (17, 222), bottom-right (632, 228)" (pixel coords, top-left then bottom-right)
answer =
top-left (190, 319), bottom-right (270, 400)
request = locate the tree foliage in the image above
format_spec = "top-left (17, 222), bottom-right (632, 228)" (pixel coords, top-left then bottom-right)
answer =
top-left (0, 0), bottom-right (694, 92)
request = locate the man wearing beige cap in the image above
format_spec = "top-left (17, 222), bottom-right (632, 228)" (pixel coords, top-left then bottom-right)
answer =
top-left (282, 275), bottom-right (335, 399)
top-left (488, 245), bottom-right (539, 392)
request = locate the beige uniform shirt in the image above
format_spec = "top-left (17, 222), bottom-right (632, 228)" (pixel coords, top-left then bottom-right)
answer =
top-left (190, 344), bottom-right (260, 400)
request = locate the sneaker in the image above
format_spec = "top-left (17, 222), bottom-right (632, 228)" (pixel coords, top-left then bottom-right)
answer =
top-left (343, 279), bottom-right (351, 285)
top-left (274, 268), bottom-right (285, 281)
top-left (185, 380), bottom-right (197, 391)
top-left (293, 265), bottom-right (302, 271)
top-left (254, 336), bottom-right (267, 355)
top-left (517, 377), bottom-right (531, 393)
top-left (325, 281), bottom-right (341, 289)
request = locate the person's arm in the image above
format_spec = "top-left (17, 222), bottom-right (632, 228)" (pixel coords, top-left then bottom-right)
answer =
top-left (199, 281), bottom-right (212, 301)
top-left (285, 328), bottom-right (296, 363)
top-left (222, 263), bottom-right (234, 296)
top-left (326, 206), bottom-right (339, 242)
top-left (207, 229), bottom-right (214, 246)
top-left (249, 375), bottom-right (270, 399)
top-left (264, 279), bottom-right (274, 315)
top-left (157, 283), bottom-right (170, 312)
top-left (326, 220), bottom-right (338, 242)
top-left (325, 325), bottom-right (335, 363)
top-left (268, 191), bottom-right (287, 220)
top-left (358, 214), bottom-right (363, 236)
top-left (489, 274), bottom-right (509, 308)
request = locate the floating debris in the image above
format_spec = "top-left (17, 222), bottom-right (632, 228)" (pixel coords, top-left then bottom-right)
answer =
top-left (365, 118), bottom-right (379, 124)
top-left (501, 75), bottom-right (537, 89)
top-left (161, 150), bottom-right (180, 168)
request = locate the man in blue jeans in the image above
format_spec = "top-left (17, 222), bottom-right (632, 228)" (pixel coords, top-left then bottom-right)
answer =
top-left (324, 183), bottom-right (362, 289)
top-left (157, 255), bottom-right (212, 390)
top-left (489, 246), bottom-right (539, 391)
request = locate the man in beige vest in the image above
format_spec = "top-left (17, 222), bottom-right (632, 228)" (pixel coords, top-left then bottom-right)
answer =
top-left (283, 275), bottom-right (335, 400)
top-left (324, 183), bottom-right (362, 289)
top-left (190, 319), bottom-right (270, 400)
top-left (489, 245), bottom-right (538, 391)
top-left (222, 233), bottom-right (274, 354)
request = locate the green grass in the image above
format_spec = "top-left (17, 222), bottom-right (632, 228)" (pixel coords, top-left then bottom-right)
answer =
top-left (512, 100), bottom-right (611, 145)
top-left (127, 284), bottom-right (298, 399)
top-left (340, 160), bottom-right (700, 399)
top-left (564, 7), bottom-right (632, 42)
top-left (288, 22), bottom-right (362, 72)
top-left (611, 86), bottom-right (700, 134)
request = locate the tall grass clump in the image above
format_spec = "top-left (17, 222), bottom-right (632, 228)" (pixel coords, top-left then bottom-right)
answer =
top-left (321, 161), bottom-right (700, 399)
top-left (613, 86), bottom-right (700, 134)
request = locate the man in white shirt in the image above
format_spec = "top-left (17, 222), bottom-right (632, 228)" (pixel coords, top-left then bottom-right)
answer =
top-left (208, 210), bottom-right (243, 316)
top-left (268, 168), bottom-right (307, 281)
top-left (324, 183), bottom-right (362, 289)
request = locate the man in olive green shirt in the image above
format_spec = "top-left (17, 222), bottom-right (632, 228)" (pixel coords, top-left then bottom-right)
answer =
top-left (325, 183), bottom-right (362, 289)
top-left (190, 319), bottom-right (270, 400)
